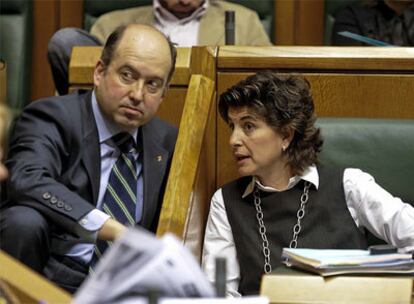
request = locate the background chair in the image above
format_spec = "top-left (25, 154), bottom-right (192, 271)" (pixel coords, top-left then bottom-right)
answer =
top-left (318, 118), bottom-right (414, 245)
top-left (0, 0), bottom-right (33, 113)
top-left (324, 0), bottom-right (357, 45)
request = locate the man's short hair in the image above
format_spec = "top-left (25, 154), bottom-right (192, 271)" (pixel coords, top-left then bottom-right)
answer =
top-left (100, 25), bottom-right (177, 83)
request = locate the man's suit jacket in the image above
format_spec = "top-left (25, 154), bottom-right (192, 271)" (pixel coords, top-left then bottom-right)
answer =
top-left (5, 90), bottom-right (177, 242)
top-left (90, 0), bottom-right (272, 46)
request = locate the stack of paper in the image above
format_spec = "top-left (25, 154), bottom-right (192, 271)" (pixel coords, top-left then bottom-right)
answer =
top-left (75, 228), bottom-right (216, 303)
top-left (281, 248), bottom-right (414, 276)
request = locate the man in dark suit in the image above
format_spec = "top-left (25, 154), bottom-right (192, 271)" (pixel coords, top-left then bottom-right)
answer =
top-left (0, 24), bottom-right (178, 292)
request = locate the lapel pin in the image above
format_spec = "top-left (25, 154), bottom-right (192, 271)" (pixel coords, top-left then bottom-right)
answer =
top-left (156, 155), bottom-right (162, 162)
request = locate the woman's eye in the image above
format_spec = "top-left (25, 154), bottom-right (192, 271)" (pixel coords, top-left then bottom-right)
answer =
top-left (244, 122), bottom-right (255, 132)
top-left (228, 123), bottom-right (235, 131)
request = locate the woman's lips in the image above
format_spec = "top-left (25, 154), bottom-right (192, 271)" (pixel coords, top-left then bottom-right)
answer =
top-left (235, 155), bottom-right (250, 165)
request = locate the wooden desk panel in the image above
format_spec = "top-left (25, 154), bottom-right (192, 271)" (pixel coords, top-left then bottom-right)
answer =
top-left (157, 75), bottom-right (215, 243)
top-left (261, 273), bottom-right (413, 304)
top-left (0, 251), bottom-right (71, 303)
top-left (157, 88), bottom-right (187, 128)
top-left (218, 46), bottom-right (414, 71)
top-left (69, 46), bottom-right (191, 86)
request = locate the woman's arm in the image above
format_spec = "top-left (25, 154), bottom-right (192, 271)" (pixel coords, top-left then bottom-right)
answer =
top-left (201, 188), bottom-right (241, 297)
top-left (343, 168), bottom-right (414, 252)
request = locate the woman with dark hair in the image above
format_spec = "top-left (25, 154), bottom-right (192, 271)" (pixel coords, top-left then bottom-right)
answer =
top-left (202, 71), bottom-right (414, 296)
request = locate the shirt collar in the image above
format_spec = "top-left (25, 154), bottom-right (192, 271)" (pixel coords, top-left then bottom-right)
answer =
top-left (153, 0), bottom-right (208, 24)
top-left (91, 90), bottom-right (138, 145)
top-left (242, 164), bottom-right (319, 198)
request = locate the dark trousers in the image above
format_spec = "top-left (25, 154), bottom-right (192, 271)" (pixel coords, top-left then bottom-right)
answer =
top-left (0, 206), bottom-right (88, 293)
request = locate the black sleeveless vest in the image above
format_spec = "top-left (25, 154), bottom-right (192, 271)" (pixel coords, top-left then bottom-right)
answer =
top-left (222, 165), bottom-right (367, 295)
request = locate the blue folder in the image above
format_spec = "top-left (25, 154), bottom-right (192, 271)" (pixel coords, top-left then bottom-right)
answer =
top-left (338, 31), bottom-right (395, 47)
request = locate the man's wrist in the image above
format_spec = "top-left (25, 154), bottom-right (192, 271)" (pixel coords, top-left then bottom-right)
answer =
top-left (98, 218), bottom-right (126, 241)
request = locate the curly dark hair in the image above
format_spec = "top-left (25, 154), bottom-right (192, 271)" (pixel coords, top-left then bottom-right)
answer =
top-left (219, 71), bottom-right (323, 176)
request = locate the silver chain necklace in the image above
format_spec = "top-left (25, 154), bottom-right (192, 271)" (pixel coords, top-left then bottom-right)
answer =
top-left (253, 181), bottom-right (311, 274)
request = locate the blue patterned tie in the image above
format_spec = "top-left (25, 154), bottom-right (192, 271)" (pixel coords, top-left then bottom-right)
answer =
top-left (90, 133), bottom-right (140, 269)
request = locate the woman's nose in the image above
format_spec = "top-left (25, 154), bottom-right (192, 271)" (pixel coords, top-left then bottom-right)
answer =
top-left (229, 129), bottom-right (241, 147)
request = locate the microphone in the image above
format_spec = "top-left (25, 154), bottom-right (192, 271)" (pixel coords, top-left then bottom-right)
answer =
top-left (225, 10), bottom-right (235, 45)
top-left (215, 257), bottom-right (227, 297)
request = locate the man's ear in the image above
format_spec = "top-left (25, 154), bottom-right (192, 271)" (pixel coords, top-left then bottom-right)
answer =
top-left (93, 60), bottom-right (105, 87)
top-left (161, 82), bottom-right (170, 99)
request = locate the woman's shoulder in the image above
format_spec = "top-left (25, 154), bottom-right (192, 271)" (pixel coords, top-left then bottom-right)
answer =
top-left (220, 176), bottom-right (252, 199)
top-left (222, 175), bottom-right (251, 188)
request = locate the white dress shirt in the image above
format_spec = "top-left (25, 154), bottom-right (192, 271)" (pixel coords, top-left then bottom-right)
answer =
top-left (202, 165), bottom-right (414, 297)
top-left (153, 0), bottom-right (208, 46)
top-left (66, 91), bottom-right (140, 263)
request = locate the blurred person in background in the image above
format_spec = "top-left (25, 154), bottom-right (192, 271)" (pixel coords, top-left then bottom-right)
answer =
top-left (332, 0), bottom-right (414, 45)
top-left (48, 0), bottom-right (271, 95)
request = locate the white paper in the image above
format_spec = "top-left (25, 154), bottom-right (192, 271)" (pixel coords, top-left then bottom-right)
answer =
top-left (75, 228), bottom-right (216, 303)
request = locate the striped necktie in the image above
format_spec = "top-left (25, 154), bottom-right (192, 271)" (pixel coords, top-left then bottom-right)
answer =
top-left (91, 132), bottom-right (140, 268)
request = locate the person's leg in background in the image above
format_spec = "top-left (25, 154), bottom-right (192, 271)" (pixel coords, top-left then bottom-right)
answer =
top-left (0, 205), bottom-right (51, 273)
top-left (48, 28), bottom-right (102, 95)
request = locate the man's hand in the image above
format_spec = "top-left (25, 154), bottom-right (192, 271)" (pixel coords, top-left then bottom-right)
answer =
top-left (98, 218), bottom-right (126, 241)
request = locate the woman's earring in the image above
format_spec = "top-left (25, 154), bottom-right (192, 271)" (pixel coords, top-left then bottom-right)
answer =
top-left (282, 146), bottom-right (286, 152)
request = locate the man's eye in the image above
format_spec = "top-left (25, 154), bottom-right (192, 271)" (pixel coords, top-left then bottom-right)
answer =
top-left (228, 122), bottom-right (235, 131)
top-left (120, 71), bottom-right (133, 82)
top-left (147, 80), bottom-right (162, 93)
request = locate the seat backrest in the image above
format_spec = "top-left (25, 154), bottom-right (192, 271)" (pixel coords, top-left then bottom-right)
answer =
top-left (324, 0), bottom-right (357, 45)
top-left (318, 118), bottom-right (414, 203)
top-left (318, 118), bottom-right (414, 244)
top-left (0, 0), bottom-right (32, 112)
top-left (227, 0), bottom-right (274, 42)
top-left (83, 0), bottom-right (152, 31)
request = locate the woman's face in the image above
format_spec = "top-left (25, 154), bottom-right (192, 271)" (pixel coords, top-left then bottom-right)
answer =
top-left (227, 106), bottom-right (292, 184)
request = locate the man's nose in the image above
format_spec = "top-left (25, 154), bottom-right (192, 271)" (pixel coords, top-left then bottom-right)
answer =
top-left (129, 81), bottom-right (145, 104)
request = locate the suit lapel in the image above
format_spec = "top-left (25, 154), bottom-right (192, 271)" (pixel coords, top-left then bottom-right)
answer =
top-left (141, 123), bottom-right (169, 229)
top-left (199, 4), bottom-right (225, 45)
top-left (80, 91), bottom-right (101, 206)
top-left (135, 7), bottom-right (155, 25)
